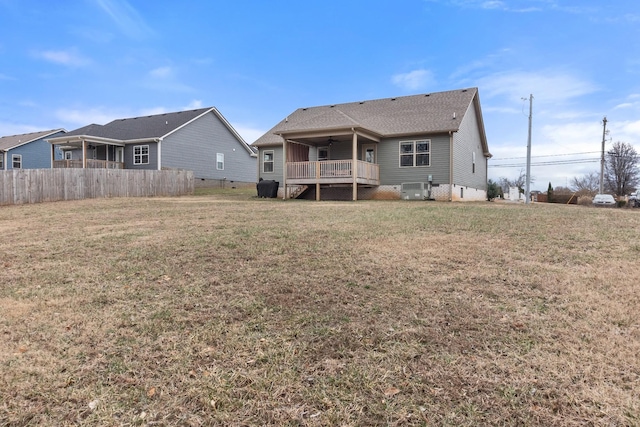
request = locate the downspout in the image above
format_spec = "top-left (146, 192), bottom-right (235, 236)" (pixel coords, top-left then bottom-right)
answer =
top-left (449, 131), bottom-right (453, 201)
top-left (156, 138), bottom-right (162, 170)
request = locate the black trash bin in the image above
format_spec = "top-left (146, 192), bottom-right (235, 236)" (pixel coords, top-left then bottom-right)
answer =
top-left (257, 179), bottom-right (279, 198)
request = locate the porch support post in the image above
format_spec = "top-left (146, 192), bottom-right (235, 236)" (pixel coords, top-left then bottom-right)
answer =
top-left (281, 136), bottom-right (287, 200)
top-left (352, 130), bottom-right (358, 201)
top-left (82, 140), bottom-right (87, 169)
top-left (50, 143), bottom-right (55, 168)
top-left (316, 161), bottom-right (321, 201)
top-left (449, 131), bottom-right (453, 201)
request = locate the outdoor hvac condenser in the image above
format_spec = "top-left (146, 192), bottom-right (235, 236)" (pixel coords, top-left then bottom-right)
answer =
top-left (401, 182), bottom-right (429, 200)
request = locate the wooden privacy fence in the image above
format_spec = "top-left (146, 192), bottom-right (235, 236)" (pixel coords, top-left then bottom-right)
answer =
top-left (0, 169), bottom-right (194, 206)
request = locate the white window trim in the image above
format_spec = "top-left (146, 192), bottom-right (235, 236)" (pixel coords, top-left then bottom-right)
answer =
top-left (399, 140), bottom-right (430, 167)
top-left (216, 153), bottom-right (224, 170)
top-left (263, 150), bottom-right (274, 173)
top-left (133, 145), bottom-right (149, 165)
top-left (12, 154), bottom-right (22, 169)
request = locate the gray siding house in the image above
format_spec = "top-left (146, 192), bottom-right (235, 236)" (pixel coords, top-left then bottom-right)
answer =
top-left (252, 87), bottom-right (491, 201)
top-left (0, 129), bottom-right (65, 170)
top-left (47, 107), bottom-right (257, 185)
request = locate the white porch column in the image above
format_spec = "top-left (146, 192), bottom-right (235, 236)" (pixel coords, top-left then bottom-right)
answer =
top-left (352, 131), bottom-right (358, 201)
top-left (82, 140), bottom-right (87, 169)
top-left (282, 136), bottom-right (287, 200)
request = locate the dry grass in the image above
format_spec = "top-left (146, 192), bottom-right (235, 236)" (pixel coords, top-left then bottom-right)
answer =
top-left (1, 190), bottom-right (639, 426)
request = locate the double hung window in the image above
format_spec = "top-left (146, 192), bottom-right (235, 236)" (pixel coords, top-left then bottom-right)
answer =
top-left (263, 150), bottom-right (274, 173)
top-left (133, 145), bottom-right (149, 165)
top-left (12, 154), bottom-right (22, 169)
top-left (399, 140), bottom-right (430, 167)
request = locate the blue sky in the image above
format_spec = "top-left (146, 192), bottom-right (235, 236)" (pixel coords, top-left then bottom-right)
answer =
top-left (1, 0), bottom-right (639, 191)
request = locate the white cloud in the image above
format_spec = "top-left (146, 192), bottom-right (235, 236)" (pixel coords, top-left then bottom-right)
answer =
top-left (614, 103), bottom-right (634, 110)
top-left (0, 121), bottom-right (43, 136)
top-left (149, 66), bottom-right (173, 79)
top-left (55, 107), bottom-right (126, 126)
top-left (34, 49), bottom-right (91, 67)
top-left (391, 69), bottom-right (435, 91)
top-left (232, 125), bottom-right (266, 144)
top-left (478, 70), bottom-right (597, 104)
top-left (184, 100), bottom-right (203, 110)
top-left (93, 0), bottom-right (154, 39)
top-left (144, 66), bottom-right (194, 93)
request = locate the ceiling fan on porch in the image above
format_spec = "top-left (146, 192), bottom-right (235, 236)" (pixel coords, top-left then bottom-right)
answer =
top-left (327, 136), bottom-right (336, 146)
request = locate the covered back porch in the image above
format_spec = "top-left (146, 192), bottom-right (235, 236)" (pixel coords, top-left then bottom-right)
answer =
top-left (49, 136), bottom-right (125, 169)
top-left (280, 127), bottom-right (381, 201)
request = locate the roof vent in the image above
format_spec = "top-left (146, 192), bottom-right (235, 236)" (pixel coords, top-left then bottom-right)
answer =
top-left (453, 112), bottom-right (456, 119)
top-left (359, 101), bottom-right (364, 104)
top-left (461, 89), bottom-right (467, 92)
top-left (329, 105), bottom-right (335, 108)
top-left (391, 98), bottom-right (396, 101)
top-left (425, 94), bottom-right (430, 97)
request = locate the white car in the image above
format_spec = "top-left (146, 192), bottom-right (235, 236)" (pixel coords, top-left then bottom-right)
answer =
top-left (592, 194), bottom-right (616, 206)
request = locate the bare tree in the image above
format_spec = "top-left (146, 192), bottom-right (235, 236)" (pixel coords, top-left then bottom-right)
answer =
top-left (570, 171), bottom-right (599, 196)
top-left (497, 169), bottom-right (532, 194)
top-left (604, 141), bottom-right (639, 196)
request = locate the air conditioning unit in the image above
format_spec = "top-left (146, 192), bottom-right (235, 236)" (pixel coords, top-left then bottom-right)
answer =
top-left (401, 182), bottom-right (428, 200)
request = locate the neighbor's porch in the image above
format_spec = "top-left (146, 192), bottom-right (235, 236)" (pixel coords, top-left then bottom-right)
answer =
top-left (53, 159), bottom-right (124, 169)
top-left (50, 139), bottom-right (125, 169)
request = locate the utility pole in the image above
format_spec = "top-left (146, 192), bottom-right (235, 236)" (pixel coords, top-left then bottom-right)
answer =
top-left (525, 94), bottom-right (533, 204)
top-left (599, 116), bottom-right (608, 194)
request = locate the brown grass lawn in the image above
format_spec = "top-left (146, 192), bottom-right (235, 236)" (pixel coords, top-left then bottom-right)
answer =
top-left (1, 189), bottom-right (639, 426)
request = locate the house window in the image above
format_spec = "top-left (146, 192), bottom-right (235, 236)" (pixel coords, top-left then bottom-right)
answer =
top-left (0, 154), bottom-right (4, 169)
top-left (64, 151), bottom-right (72, 160)
top-left (399, 140), bottom-right (430, 167)
top-left (318, 146), bottom-right (329, 161)
top-left (133, 145), bottom-right (149, 165)
top-left (217, 153), bottom-right (224, 170)
top-left (12, 154), bottom-right (22, 169)
top-left (263, 150), bottom-right (274, 173)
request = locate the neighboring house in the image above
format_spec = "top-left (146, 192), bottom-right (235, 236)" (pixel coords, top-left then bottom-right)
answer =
top-left (0, 129), bottom-right (66, 170)
top-left (47, 107), bottom-right (257, 184)
top-left (252, 87), bottom-right (491, 201)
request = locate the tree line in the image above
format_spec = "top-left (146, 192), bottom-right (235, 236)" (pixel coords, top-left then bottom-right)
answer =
top-left (488, 141), bottom-right (639, 200)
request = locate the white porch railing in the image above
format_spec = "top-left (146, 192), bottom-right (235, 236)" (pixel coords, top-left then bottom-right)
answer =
top-left (287, 160), bottom-right (379, 185)
top-left (53, 159), bottom-right (124, 169)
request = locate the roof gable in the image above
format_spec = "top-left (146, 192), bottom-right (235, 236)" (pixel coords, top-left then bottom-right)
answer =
top-left (0, 129), bottom-right (65, 151)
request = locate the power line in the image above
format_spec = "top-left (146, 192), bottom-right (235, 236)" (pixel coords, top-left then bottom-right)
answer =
top-left (489, 158), bottom-right (599, 168)
top-left (490, 151), bottom-right (600, 161)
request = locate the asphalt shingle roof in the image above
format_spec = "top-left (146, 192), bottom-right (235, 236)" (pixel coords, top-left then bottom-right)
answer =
top-left (252, 87), bottom-right (481, 147)
top-left (62, 107), bottom-right (213, 141)
top-left (0, 129), bottom-right (64, 151)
